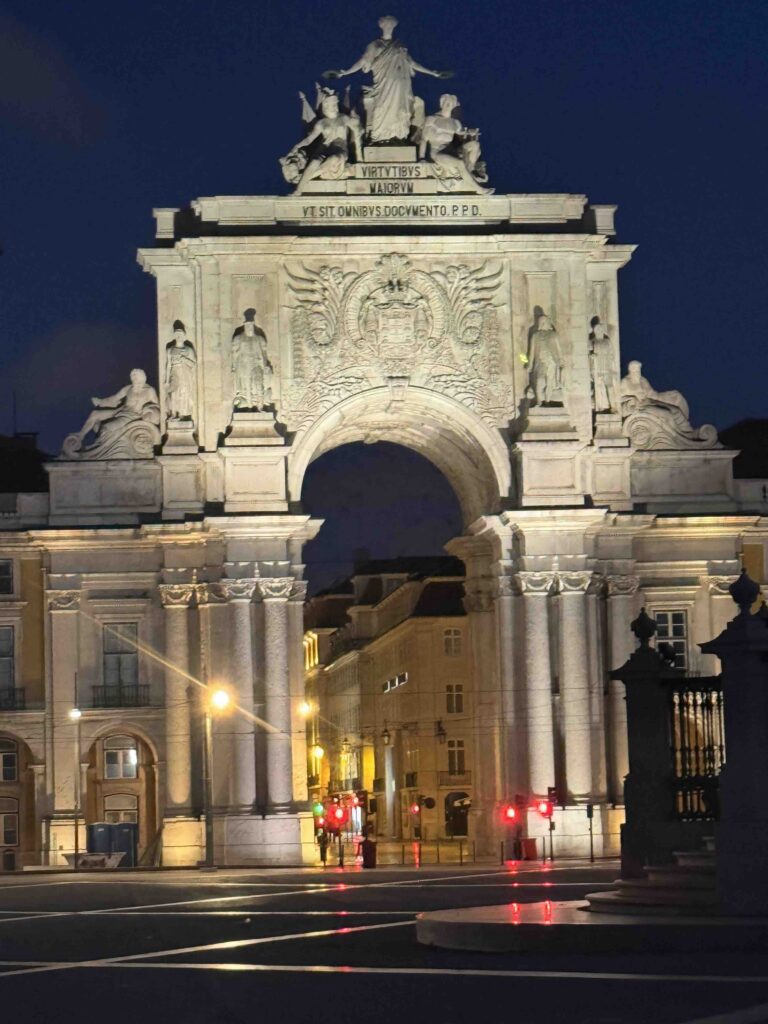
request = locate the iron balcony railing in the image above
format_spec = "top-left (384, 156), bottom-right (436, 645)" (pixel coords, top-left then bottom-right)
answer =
top-left (92, 685), bottom-right (150, 708)
top-left (670, 676), bottom-right (724, 821)
top-left (0, 688), bottom-right (25, 711)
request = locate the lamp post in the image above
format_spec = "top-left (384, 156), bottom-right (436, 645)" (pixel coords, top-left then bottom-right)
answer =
top-left (202, 687), bottom-right (232, 869)
top-left (68, 708), bottom-right (82, 870)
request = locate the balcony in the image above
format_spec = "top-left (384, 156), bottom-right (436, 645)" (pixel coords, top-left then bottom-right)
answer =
top-left (439, 770), bottom-right (472, 786)
top-left (92, 685), bottom-right (150, 708)
top-left (0, 688), bottom-right (25, 711)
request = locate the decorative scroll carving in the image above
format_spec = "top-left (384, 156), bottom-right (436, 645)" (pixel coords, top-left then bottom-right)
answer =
top-left (708, 576), bottom-right (738, 595)
top-left (620, 360), bottom-right (720, 450)
top-left (558, 571), bottom-right (598, 595)
top-left (195, 583), bottom-right (229, 607)
top-left (606, 574), bottom-right (640, 597)
top-left (159, 583), bottom-right (196, 608)
top-left (259, 578), bottom-right (295, 601)
top-left (283, 253), bottom-right (506, 428)
top-left (516, 572), bottom-right (557, 596)
top-left (48, 590), bottom-right (80, 612)
top-left (217, 579), bottom-right (259, 602)
top-left (61, 369), bottom-right (161, 460)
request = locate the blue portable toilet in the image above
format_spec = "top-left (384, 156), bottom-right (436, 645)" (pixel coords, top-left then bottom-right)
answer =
top-left (111, 821), bottom-right (138, 867)
top-left (87, 822), bottom-right (112, 855)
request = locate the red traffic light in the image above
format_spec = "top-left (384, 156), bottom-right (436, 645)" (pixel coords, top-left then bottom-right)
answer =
top-left (332, 805), bottom-right (346, 823)
top-left (410, 802), bottom-right (420, 815)
top-left (503, 805), bottom-right (518, 822)
top-left (536, 799), bottom-right (554, 818)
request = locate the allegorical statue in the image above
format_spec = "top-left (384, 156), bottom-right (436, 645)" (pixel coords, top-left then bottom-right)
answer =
top-left (62, 368), bottom-right (161, 460)
top-left (231, 309), bottom-right (273, 410)
top-left (281, 90), bottom-right (362, 193)
top-left (164, 320), bottom-right (197, 421)
top-left (419, 93), bottom-right (492, 195)
top-left (323, 15), bottom-right (452, 144)
top-left (619, 360), bottom-right (719, 449)
top-left (527, 313), bottom-right (564, 406)
top-left (589, 317), bottom-right (617, 413)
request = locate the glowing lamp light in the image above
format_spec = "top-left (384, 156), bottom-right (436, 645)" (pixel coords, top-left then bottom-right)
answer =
top-left (410, 803), bottom-right (420, 815)
top-left (298, 701), bottom-right (312, 717)
top-left (209, 688), bottom-right (231, 712)
top-left (332, 806), bottom-right (345, 822)
top-left (317, 816), bottom-right (325, 827)
top-left (312, 744), bottom-right (325, 760)
top-left (68, 708), bottom-right (82, 722)
top-left (503, 805), bottom-right (518, 822)
top-left (537, 799), bottom-right (554, 818)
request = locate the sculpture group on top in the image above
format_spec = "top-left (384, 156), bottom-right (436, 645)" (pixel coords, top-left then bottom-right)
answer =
top-left (619, 360), bottom-right (720, 450)
top-left (280, 16), bottom-right (491, 196)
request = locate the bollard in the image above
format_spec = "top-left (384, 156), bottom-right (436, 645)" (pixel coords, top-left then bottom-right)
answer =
top-left (500, 840), bottom-right (505, 865)
top-left (459, 840), bottom-right (464, 865)
top-left (401, 843), bottom-right (405, 866)
top-left (436, 841), bottom-right (440, 865)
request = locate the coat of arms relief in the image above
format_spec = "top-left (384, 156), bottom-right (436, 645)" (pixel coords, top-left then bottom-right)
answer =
top-left (279, 253), bottom-right (514, 431)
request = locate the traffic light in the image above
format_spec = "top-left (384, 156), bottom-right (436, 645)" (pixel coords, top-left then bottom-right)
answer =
top-left (331, 804), bottom-right (347, 825)
top-left (410, 802), bottom-right (421, 815)
top-left (312, 801), bottom-right (324, 816)
top-left (536, 798), bottom-right (554, 818)
top-left (503, 804), bottom-right (518, 823)
top-left (547, 786), bottom-right (561, 808)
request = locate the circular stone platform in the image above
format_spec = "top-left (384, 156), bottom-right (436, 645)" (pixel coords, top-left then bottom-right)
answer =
top-left (416, 900), bottom-right (768, 953)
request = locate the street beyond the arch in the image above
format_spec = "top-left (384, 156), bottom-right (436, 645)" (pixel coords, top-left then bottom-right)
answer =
top-left (0, 863), bottom-right (767, 1024)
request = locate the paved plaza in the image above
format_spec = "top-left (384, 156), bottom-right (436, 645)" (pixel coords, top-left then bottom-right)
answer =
top-left (0, 862), bottom-right (766, 1023)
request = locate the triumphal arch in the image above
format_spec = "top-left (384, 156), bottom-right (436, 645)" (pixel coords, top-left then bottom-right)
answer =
top-left (2, 17), bottom-right (755, 866)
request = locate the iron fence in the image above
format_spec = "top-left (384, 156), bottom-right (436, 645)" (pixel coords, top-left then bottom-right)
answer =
top-left (670, 676), bottom-right (724, 820)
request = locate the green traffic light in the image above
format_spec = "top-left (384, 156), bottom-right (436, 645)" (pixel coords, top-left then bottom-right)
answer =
top-left (313, 802), bottom-right (324, 816)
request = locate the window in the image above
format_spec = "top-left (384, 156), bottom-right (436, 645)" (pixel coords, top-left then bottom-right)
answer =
top-left (443, 628), bottom-right (462, 657)
top-left (382, 672), bottom-right (408, 693)
top-left (0, 739), bottom-right (17, 782)
top-left (104, 793), bottom-right (138, 824)
top-left (447, 738), bottom-right (465, 775)
top-left (104, 735), bottom-right (138, 780)
top-left (0, 627), bottom-right (13, 693)
top-left (0, 798), bottom-right (18, 846)
top-left (655, 610), bottom-right (688, 668)
top-left (446, 684), bottom-right (464, 714)
top-left (103, 623), bottom-right (139, 692)
top-left (0, 562), bottom-right (11, 596)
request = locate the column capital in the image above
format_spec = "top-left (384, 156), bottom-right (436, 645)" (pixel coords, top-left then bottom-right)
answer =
top-left (159, 583), bottom-right (196, 608)
top-left (516, 571), bottom-right (556, 596)
top-left (290, 580), bottom-right (309, 603)
top-left (497, 576), bottom-right (520, 599)
top-left (215, 579), bottom-right (259, 603)
top-left (707, 575), bottom-right (739, 595)
top-left (47, 590), bottom-right (80, 612)
top-left (558, 571), bottom-right (600, 595)
top-left (259, 577), bottom-right (295, 602)
top-left (606, 574), bottom-right (641, 597)
top-left (463, 579), bottom-right (497, 614)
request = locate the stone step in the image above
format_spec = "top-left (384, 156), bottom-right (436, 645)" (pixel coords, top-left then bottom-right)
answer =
top-left (610, 882), bottom-right (717, 906)
top-left (644, 867), bottom-right (716, 889)
top-left (587, 890), bottom-right (718, 917)
top-left (672, 850), bottom-right (717, 869)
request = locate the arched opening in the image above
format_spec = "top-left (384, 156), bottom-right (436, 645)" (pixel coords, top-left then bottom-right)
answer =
top-left (0, 734), bottom-right (36, 869)
top-left (85, 731), bottom-right (158, 862)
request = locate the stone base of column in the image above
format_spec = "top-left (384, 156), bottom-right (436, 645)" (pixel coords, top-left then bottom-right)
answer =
top-left (214, 812), bottom-right (316, 866)
top-left (526, 804), bottom-right (625, 859)
top-left (162, 817), bottom-right (204, 867)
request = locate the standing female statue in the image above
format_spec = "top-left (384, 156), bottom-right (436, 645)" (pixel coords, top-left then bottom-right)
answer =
top-left (164, 320), bottom-right (197, 421)
top-left (324, 16), bottom-right (451, 143)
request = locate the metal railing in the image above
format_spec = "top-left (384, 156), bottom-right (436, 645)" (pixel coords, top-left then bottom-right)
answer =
top-left (91, 685), bottom-right (150, 708)
top-left (0, 688), bottom-right (25, 711)
top-left (670, 677), bottom-right (724, 820)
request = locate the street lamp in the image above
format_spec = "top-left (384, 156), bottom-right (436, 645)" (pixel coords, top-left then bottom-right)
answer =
top-left (298, 700), bottom-right (313, 717)
top-left (202, 686), bottom-right (232, 868)
top-left (68, 708), bottom-right (82, 870)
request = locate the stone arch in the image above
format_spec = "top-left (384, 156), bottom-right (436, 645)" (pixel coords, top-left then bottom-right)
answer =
top-left (288, 387), bottom-right (512, 525)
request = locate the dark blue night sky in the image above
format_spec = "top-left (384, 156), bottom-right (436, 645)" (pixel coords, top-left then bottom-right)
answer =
top-left (2, 0), bottom-right (767, 588)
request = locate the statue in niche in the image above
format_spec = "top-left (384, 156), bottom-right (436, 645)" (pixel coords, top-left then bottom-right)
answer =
top-left (62, 368), bottom-right (161, 460)
top-left (323, 15), bottom-right (452, 144)
top-left (231, 309), bottom-right (273, 411)
top-left (619, 360), bottom-right (719, 449)
top-left (164, 320), bottom-right (197, 421)
top-left (526, 312), bottom-right (564, 406)
top-left (589, 317), bottom-right (617, 413)
top-left (418, 94), bottom-right (492, 195)
top-left (281, 90), bottom-right (362, 193)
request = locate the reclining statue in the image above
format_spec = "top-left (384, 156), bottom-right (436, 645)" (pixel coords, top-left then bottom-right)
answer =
top-left (62, 368), bottom-right (161, 460)
top-left (619, 360), bottom-right (719, 450)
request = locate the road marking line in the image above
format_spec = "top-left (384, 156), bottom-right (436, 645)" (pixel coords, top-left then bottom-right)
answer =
top-left (0, 920), bottom-right (413, 978)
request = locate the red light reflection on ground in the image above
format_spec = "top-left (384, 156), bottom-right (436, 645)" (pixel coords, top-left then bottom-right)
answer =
top-left (509, 901), bottom-right (521, 924)
top-left (543, 899), bottom-right (553, 924)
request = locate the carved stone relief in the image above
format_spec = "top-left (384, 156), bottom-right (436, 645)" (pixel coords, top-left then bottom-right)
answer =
top-left (61, 369), bottom-right (161, 460)
top-left (281, 253), bottom-right (509, 430)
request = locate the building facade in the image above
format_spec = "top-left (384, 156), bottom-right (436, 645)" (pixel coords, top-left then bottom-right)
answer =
top-left (1, 19), bottom-right (768, 866)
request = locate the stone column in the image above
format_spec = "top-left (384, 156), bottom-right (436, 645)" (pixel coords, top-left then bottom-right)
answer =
top-left (159, 583), bottom-right (195, 814)
top-left (558, 572), bottom-right (594, 803)
top-left (518, 572), bottom-right (556, 796)
top-left (288, 581), bottom-right (309, 805)
top-left (497, 576), bottom-right (518, 794)
top-left (259, 578), bottom-right (294, 813)
top-left (219, 579), bottom-right (258, 813)
top-left (47, 590), bottom-right (81, 865)
top-left (606, 575), bottom-right (640, 804)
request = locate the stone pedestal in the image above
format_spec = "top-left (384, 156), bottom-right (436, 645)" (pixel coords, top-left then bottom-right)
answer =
top-left (225, 411), bottom-right (283, 446)
top-left (594, 412), bottom-right (624, 441)
top-left (163, 418), bottom-right (198, 453)
top-left (161, 817), bottom-right (204, 867)
top-left (213, 811), bottom-right (316, 866)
